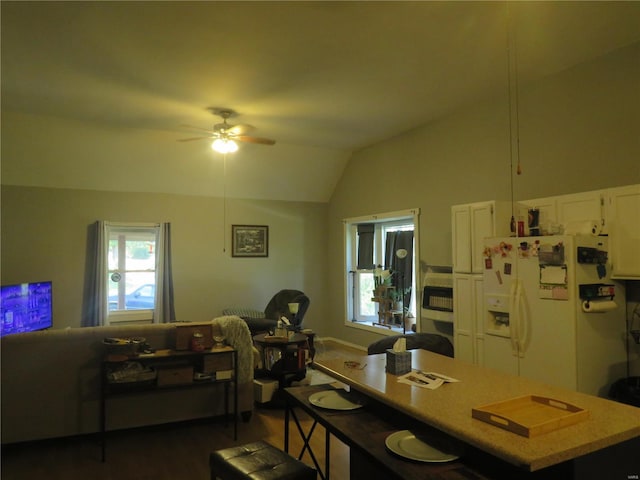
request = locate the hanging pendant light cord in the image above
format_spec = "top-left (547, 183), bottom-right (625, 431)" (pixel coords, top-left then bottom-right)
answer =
top-left (223, 152), bottom-right (228, 253)
top-left (507, 3), bottom-right (516, 220)
top-left (514, 29), bottom-right (522, 176)
top-left (507, 3), bottom-right (522, 177)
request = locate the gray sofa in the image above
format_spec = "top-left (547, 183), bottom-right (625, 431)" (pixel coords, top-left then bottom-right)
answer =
top-left (1, 317), bottom-right (256, 444)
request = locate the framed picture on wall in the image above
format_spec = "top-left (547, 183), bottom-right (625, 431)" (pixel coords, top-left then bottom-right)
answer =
top-left (231, 225), bottom-right (269, 257)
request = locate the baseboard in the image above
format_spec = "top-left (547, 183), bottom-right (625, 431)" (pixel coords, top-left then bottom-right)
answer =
top-left (317, 336), bottom-right (367, 352)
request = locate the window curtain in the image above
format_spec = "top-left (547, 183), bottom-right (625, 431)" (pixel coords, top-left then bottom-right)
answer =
top-left (154, 222), bottom-right (176, 324)
top-left (82, 220), bottom-right (108, 327)
top-left (385, 230), bottom-right (414, 308)
top-left (356, 223), bottom-right (375, 270)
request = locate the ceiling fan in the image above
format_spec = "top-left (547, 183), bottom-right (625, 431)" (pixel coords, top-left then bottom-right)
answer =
top-left (179, 108), bottom-right (276, 153)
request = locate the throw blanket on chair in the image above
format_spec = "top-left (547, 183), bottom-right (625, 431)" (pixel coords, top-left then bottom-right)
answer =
top-left (215, 315), bottom-right (254, 384)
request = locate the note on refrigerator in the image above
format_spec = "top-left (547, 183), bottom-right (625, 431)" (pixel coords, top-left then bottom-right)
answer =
top-left (540, 265), bottom-right (567, 285)
top-left (539, 265), bottom-right (568, 300)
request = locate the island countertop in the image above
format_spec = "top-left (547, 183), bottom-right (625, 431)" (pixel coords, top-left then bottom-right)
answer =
top-left (313, 346), bottom-right (640, 472)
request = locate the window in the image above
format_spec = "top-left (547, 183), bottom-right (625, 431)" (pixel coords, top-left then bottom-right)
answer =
top-left (106, 224), bottom-right (159, 324)
top-left (83, 221), bottom-right (175, 327)
top-left (344, 209), bottom-right (419, 334)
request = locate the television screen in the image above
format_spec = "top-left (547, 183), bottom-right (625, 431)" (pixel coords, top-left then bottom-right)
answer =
top-left (0, 281), bottom-right (53, 337)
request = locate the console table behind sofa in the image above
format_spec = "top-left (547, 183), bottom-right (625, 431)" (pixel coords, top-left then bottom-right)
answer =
top-left (1, 319), bottom-right (256, 444)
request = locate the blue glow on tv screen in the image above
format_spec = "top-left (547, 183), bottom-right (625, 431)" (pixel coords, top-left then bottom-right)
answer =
top-left (0, 281), bottom-right (53, 337)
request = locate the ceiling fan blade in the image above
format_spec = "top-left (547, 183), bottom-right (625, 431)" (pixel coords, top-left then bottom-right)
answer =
top-left (228, 123), bottom-right (256, 135)
top-left (235, 135), bottom-right (276, 146)
top-left (180, 124), bottom-right (214, 133)
top-left (177, 136), bottom-right (212, 142)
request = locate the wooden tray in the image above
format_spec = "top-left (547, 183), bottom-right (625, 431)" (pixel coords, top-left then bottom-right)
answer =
top-left (472, 395), bottom-right (589, 438)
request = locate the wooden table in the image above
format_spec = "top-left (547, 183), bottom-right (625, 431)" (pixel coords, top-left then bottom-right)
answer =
top-left (312, 347), bottom-right (640, 475)
top-left (284, 383), bottom-right (548, 480)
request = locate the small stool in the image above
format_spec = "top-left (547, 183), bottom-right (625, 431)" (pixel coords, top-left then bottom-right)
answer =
top-left (210, 440), bottom-right (316, 480)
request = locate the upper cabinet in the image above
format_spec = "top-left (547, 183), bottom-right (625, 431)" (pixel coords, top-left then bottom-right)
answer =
top-left (517, 196), bottom-right (557, 235)
top-left (520, 185), bottom-right (638, 277)
top-left (556, 190), bottom-right (606, 234)
top-left (607, 184), bottom-right (640, 280)
top-left (519, 189), bottom-right (606, 235)
top-left (452, 201), bottom-right (511, 274)
top-left (455, 185), bottom-right (639, 278)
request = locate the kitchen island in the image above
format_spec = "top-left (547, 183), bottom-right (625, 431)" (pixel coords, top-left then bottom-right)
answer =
top-left (312, 344), bottom-right (639, 475)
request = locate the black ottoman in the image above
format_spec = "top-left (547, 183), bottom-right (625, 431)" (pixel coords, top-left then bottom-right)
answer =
top-left (210, 440), bottom-right (316, 480)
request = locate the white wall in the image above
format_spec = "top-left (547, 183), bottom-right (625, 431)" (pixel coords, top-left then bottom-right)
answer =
top-left (327, 43), bottom-right (640, 348)
top-left (0, 186), bottom-right (328, 332)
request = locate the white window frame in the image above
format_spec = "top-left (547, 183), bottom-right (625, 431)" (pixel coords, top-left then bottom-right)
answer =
top-left (105, 223), bottom-right (159, 325)
top-left (344, 208), bottom-right (420, 335)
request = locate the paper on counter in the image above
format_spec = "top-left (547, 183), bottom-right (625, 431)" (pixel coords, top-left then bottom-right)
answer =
top-left (398, 372), bottom-right (443, 389)
top-left (416, 371), bottom-right (460, 383)
top-left (397, 370), bottom-right (460, 390)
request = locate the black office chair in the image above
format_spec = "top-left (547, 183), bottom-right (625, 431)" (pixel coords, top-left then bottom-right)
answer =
top-left (367, 333), bottom-right (454, 358)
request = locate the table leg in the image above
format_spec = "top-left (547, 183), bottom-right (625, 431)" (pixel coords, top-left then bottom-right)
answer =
top-left (224, 381), bottom-right (229, 427)
top-left (233, 350), bottom-right (238, 440)
top-left (100, 393), bottom-right (106, 462)
top-left (100, 366), bottom-right (106, 463)
top-left (288, 406), bottom-right (327, 480)
top-left (306, 334), bottom-right (316, 363)
top-left (325, 428), bottom-right (330, 480)
top-left (284, 398), bottom-right (290, 453)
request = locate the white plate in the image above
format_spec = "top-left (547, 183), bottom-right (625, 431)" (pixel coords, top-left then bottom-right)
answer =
top-left (308, 390), bottom-right (364, 411)
top-left (385, 430), bottom-right (460, 463)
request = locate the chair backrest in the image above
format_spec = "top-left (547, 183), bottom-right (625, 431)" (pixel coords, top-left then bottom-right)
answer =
top-left (367, 333), bottom-right (454, 358)
top-left (264, 289), bottom-right (310, 327)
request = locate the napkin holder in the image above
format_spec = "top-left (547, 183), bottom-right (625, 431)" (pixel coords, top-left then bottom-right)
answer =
top-left (386, 349), bottom-right (411, 375)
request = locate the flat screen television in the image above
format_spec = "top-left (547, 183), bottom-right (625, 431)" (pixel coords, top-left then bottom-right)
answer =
top-left (0, 281), bottom-right (53, 337)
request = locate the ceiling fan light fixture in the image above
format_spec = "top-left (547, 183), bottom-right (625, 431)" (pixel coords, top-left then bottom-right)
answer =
top-left (212, 138), bottom-right (238, 154)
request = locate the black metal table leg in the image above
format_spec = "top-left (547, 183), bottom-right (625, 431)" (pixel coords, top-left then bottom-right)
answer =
top-left (286, 404), bottom-right (327, 480)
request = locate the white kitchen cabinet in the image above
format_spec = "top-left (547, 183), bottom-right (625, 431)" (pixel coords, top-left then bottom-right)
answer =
top-left (453, 274), bottom-right (473, 362)
top-left (556, 189), bottom-right (606, 234)
top-left (517, 197), bottom-right (557, 235)
top-left (453, 274), bottom-right (484, 364)
top-left (472, 274), bottom-right (485, 366)
top-left (452, 205), bottom-right (472, 273)
top-left (452, 201), bottom-right (511, 274)
top-left (518, 190), bottom-right (606, 235)
top-left (608, 184), bottom-right (640, 279)
top-left (452, 201), bottom-right (509, 365)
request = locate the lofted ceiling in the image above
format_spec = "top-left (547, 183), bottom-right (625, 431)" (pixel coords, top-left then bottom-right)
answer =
top-left (2, 1), bottom-right (640, 202)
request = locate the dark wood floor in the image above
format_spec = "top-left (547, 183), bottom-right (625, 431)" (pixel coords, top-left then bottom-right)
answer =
top-left (1, 405), bottom-right (349, 480)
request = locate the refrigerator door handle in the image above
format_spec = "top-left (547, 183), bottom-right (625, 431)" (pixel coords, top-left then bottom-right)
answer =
top-left (509, 280), bottom-right (519, 356)
top-left (515, 281), bottom-right (527, 358)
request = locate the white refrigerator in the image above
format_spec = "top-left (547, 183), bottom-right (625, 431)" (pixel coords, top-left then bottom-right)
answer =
top-left (482, 234), bottom-right (627, 396)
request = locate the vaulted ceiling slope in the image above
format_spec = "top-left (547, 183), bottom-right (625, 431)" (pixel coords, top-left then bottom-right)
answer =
top-left (2, 1), bottom-right (639, 202)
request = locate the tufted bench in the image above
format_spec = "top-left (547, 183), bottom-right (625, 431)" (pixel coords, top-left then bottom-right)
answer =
top-left (210, 440), bottom-right (316, 480)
